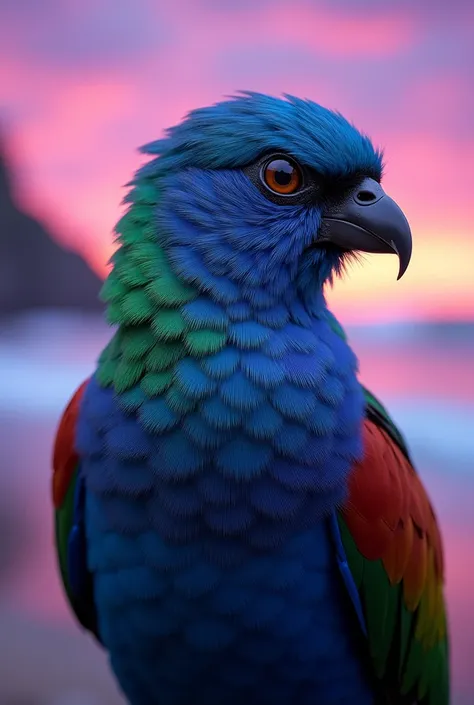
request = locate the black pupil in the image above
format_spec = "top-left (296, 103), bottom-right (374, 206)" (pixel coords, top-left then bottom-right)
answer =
top-left (269, 159), bottom-right (294, 186)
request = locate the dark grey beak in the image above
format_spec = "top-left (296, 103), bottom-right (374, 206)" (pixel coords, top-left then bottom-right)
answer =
top-left (319, 177), bottom-right (412, 279)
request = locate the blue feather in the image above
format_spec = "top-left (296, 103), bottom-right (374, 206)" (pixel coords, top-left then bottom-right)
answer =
top-left (138, 399), bottom-right (179, 434)
top-left (101, 495), bottom-right (149, 534)
top-left (196, 473), bottom-right (244, 506)
top-left (117, 386), bottom-right (147, 414)
top-left (148, 504), bottom-right (199, 542)
top-left (240, 351), bottom-right (285, 388)
top-left (203, 504), bottom-right (254, 535)
top-left (299, 435), bottom-right (333, 468)
top-left (219, 370), bottom-right (265, 410)
top-left (157, 482), bottom-right (201, 518)
top-left (168, 245), bottom-right (241, 304)
top-left (243, 286), bottom-right (277, 308)
top-left (248, 519), bottom-right (299, 550)
top-left (138, 531), bottom-right (197, 570)
top-left (182, 413), bottom-right (229, 449)
top-left (241, 594), bottom-right (285, 628)
top-left (212, 585), bottom-right (252, 615)
top-left (202, 537), bottom-right (249, 568)
top-left (303, 399), bottom-right (338, 435)
top-left (249, 477), bottom-right (304, 519)
top-left (226, 301), bottom-right (252, 321)
top-left (174, 358), bottom-right (217, 400)
top-left (88, 531), bottom-right (140, 571)
top-left (106, 458), bottom-right (154, 497)
top-left (288, 298), bottom-right (313, 327)
top-left (200, 347), bottom-right (240, 379)
top-left (185, 618), bottom-right (236, 651)
top-left (282, 350), bottom-right (333, 388)
top-left (272, 422), bottom-right (308, 457)
top-left (269, 459), bottom-right (327, 491)
top-left (243, 404), bottom-right (283, 440)
top-left (271, 384), bottom-right (318, 420)
top-left (228, 321), bottom-right (270, 349)
top-left (201, 396), bottom-right (243, 430)
top-left (318, 375), bottom-right (346, 406)
top-left (215, 436), bottom-right (273, 480)
top-left (281, 323), bottom-right (321, 353)
top-left (254, 303), bottom-right (289, 328)
top-left (150, 432), bottom-right (205, 479)
top-left (174, 564), bottom-right (221, 598)
top-left (182, 298), bottom-right (229, 330)
top-left (165, 386), bottom-right (197, 415)
top-left (75, 415), bottom-right (104, 456)
top-left (81, 388), bottom-right (120, 430)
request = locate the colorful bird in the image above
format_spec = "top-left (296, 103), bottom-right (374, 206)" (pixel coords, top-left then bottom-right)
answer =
top-left (52, 93), bottom-right (449, 705)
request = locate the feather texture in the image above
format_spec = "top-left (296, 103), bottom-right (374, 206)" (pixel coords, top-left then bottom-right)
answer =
top-left (338, 417), bottom-right (449, 705)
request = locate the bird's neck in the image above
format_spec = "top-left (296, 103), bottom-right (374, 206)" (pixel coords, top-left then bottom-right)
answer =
top-left (98, 227), bottom-right (335, 387)
top-left (97, 226), bottom-right (364, 520)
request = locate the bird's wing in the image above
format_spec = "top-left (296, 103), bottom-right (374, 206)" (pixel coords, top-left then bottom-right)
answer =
top-left (335, 387), bottom-right (449, 705)
top-left (52, 378), bottom-right (101, 641)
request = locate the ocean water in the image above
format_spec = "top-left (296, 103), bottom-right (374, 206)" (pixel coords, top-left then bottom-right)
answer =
top-left (0, 312), bottom-right (473, 705)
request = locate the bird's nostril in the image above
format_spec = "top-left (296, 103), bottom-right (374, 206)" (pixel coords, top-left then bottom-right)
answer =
top-left (356, 190), bottom-right (377, 203)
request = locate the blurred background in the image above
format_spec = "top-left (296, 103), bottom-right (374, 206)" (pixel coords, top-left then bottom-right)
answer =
top-left (0, 1), bottom-right (473, 703)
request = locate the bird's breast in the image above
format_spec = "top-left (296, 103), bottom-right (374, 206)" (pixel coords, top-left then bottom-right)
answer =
top-left (75, 325), bottom-right (371, 704)
top-left (85, 484), bottom-right (373, 705)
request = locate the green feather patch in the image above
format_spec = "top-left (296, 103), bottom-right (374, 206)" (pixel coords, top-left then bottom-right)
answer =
top-left (96, 170), bottom-right (200, 392)
top-left (151, 309), bottom-right (186, 340)
top-left (362, 559), bottom-right (397, 678)
top-left (146, 275), bottom-right (197, 307)
top-left (140, 370), bottom-right (174, 397)
top-left (184, 330), bottom-right (227, 356)
top-left (120, 327), bottom-right (156, 361)
top-left (55, 465), bottom-right (78, 606)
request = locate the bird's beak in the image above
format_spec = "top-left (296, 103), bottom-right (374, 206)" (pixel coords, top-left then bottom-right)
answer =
top-left (319, 177), bottom-right (412, 279)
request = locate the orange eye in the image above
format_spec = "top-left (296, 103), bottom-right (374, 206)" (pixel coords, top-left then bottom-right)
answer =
top-left (263, 158), bottom-right (302, 195)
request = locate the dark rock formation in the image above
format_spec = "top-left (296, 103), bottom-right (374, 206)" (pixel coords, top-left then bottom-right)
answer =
top-left (0, 135), bottom-right (103, 315)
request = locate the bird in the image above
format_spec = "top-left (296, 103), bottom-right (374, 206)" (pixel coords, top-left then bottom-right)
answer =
top-left (51, 92), bottom-right (449, 705)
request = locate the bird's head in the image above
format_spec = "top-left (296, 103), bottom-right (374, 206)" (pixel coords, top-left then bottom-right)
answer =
top-left (126, 93), bottom-right (412, 313)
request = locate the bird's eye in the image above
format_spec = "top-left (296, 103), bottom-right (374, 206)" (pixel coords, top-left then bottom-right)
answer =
top-left (262, 158), bottom-right (302, 195)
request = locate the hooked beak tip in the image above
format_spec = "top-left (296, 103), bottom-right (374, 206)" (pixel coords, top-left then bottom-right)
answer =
top-left (319, 178), bottom-right (413, 281)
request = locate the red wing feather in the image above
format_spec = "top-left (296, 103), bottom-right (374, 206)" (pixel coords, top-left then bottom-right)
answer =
top-left (52, 379), bottom-right (89, 509)
top-left (343, 418), bottom-right (445, 628)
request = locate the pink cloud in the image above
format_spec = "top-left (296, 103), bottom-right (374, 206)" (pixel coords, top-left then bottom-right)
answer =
top-left (402, 74), bottom-right (472, 134)
top-left (381, 135), bottom-right (474, 232)
top-left (156, 1), bottom-right (417, 59)
top-left (1, 0), bottom-right (473, 322)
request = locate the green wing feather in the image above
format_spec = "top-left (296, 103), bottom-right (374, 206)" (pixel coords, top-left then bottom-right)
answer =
top-left (54, 464), bottom-right (80, 613)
